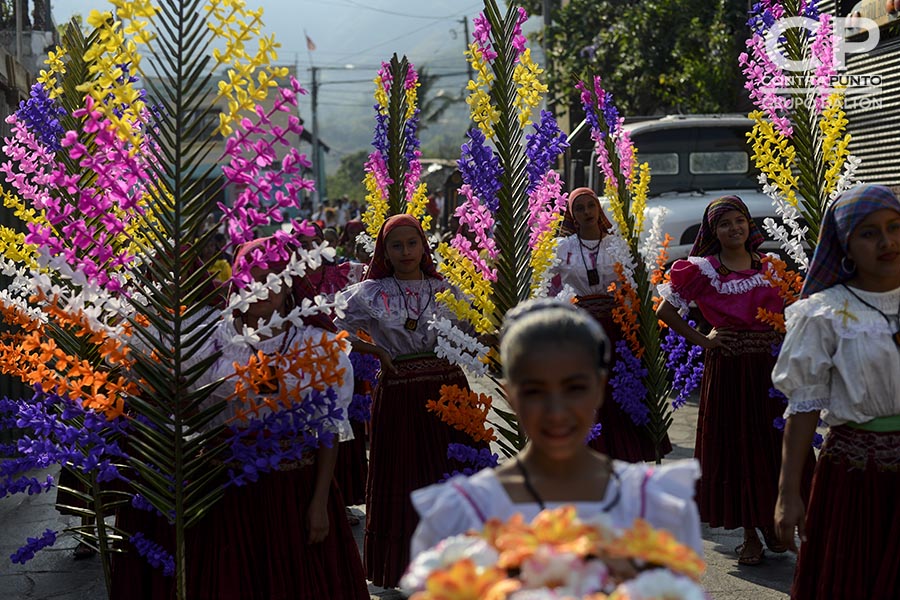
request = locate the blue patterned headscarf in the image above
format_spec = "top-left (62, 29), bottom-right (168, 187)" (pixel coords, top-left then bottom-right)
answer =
top-left (689, 195), bottom-right (765, 257)
top-left (801, 185), bottom-right (900, 297)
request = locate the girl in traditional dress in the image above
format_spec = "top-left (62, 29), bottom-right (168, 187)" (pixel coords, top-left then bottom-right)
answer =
top-left (656, 195), bottom-right (812, 566)
top-left (773, 185), bottom-right (900, 599)
top-left (551, 187), bottom-right (670, 462)
top-left (334, 213), bottom-right (481, 588)
top-left (409, 298), bottom-right (702, 560)
top-left (186, 237), bottom-right (368, 599)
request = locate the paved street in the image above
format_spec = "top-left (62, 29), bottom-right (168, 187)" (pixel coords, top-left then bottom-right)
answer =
top-left (0, 394), bottom-right (795, 599)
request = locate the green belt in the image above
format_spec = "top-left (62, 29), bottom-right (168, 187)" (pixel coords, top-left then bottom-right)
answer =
top-left (847, 414), bottom-right (900, 433)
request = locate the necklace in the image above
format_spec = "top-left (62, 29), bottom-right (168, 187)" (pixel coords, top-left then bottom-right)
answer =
top-left (247, 324), bottom-right (296, 394)
top-left (842, 284), bottom-right (900, 347)
top-left (392, 275), bottom-right (432, 332)
top-left (715, 252), bottom-right (761, 275)
top-left (514, 456), bottom-right (621, 511)
top-left (577, 234), bottom-right (602, 286)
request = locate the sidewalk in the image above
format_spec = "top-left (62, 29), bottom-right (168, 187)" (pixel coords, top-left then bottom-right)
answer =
top-left (0, 397), bottom-right (794, 599)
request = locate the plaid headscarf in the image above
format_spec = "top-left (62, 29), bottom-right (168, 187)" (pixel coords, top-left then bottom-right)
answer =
top-left (365, 214), bottom-right (441, 280)
top-left (565, 187), bottom-right (613, 236)
top-left (689, 195), bottom-right (765, 257)
top-left (801, 184), bottom-right (900, 297)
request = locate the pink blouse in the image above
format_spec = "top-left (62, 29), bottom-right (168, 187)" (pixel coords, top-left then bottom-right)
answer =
top-left (657, 255), bottom-right (783, 330)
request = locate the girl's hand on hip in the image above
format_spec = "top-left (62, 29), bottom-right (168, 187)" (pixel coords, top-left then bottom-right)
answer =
top-left (307, 500), bottom-right (330, 544)
top-left (704, 327), bottom-right (734, 350)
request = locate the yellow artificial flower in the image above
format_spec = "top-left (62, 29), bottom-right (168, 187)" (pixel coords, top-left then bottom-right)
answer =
top-left (512, 49), bottom-right (547, 129)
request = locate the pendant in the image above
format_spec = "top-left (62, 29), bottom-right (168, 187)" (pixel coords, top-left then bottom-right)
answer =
top-left (894, 331), bottom-right (900, 348)
top-left (587, 268), bottom-right (600, 286)
top-left (405, 318), bottom-right (419, 331)
top-left (258, 364), bottom-right (280, 395)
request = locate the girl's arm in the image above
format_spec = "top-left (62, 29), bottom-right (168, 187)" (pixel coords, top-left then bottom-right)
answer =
top-left (774, 411), bottom-right (819, 552)
top-left (307, 443), bottom-right (339, 543)
top-left (656, 299), bottom-right (729, 349)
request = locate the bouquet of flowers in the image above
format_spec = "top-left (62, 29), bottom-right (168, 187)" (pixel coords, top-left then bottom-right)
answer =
top-left (401, 507), bottom-right (707, 599)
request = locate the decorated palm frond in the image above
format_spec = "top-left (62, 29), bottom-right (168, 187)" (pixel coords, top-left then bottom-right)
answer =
top-left (577, 76), bottom-right (700, 463)
top-left (0, 3), bottom-right (346, 599)
top-left (740, 0), bottom-right (860, 268)
top-left (427, 1), bottom-right (569, 458)
top-left (360, 54), bottom-right (430, 245)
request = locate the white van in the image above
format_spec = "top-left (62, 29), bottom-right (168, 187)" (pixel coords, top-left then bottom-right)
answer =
top-left (568, 114), bottom-right (784, 264)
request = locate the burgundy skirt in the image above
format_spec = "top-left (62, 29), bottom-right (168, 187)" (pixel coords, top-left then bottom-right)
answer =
top-left (364, 354), bottom-right (479, 588)
top-left (110, 459), bottom-right (369, 600)
top-left (695, 330), bottom-right (813, 529)
top-left (577, 294), bottom-right (672, 463)
top-left (335, 418), bottom-right (368, 506)
top-left (792, 426), bottom-right (900, 600)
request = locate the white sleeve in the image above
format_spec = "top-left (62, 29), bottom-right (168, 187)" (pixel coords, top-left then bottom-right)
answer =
top-left (641, 459), bottom-right (704, 556)
top-left (772, 297), bottom-right (836, 417)
top-left (409, 475), bottom-right (489, 559)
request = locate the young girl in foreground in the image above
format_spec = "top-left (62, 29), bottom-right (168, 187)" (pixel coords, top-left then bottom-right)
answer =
top-left (773, 185), bottom-right (900, 600)
top-left (409, 298), bottom-right (703, 560)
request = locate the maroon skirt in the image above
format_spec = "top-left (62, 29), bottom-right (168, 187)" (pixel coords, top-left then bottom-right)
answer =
top-left (364, 354), bottom-right (479, 588)
top-left (577, 294), bottom-right (672, 463)
top-left (110, 458), bottom-right (369, 600)
top-left (335, 417), bottom-right (368, 506)
top-left (695, 330), bottom-right (813, 529)
top-left (792, 425), bottom-right (900, 600)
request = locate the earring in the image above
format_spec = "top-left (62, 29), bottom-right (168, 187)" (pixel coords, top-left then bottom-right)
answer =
top-left (841, 256), bottom-right (856, 274)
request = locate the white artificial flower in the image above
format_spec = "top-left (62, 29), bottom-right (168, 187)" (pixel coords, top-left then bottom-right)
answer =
top-left (518, 547), bottom-right (611, 595)
top-left (400, 535), bottom-right (499, 592)
top-left (611, 569), bottom-right (706, 600)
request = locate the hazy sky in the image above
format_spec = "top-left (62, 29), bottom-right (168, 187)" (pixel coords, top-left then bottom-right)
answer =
top-left (49, 1), bottom-right (538, 163)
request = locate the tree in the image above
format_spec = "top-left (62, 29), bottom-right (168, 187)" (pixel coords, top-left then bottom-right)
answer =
top-left (528, 0), bottom-right (748, 116)
top-left (325, 149), bottom-right (368, 201)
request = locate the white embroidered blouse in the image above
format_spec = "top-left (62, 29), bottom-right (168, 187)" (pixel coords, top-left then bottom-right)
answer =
top-left (191, 318), bottom-right (355, 440)
top-left (334, 277), bottom-right (456, 359)
top-left (772, 284), bottom-right (900, 425)
top-left (551, 234), bottom-right (625, 296)
top-left (409, 459), bottom-right (703, 559)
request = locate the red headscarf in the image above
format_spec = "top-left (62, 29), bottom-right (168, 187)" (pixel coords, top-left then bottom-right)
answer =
top-left (232, 236), bottom-right (337, 332)
top-left (366, 214), bottom-right (441, 280)
top-left (565, 187), bottom-right (613, 236)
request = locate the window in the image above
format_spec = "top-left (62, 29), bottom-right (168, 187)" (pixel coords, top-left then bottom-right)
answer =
top-left (689, 151), bottom-right (749, 175)
top-left (641, 152), bottom-right (679, 175)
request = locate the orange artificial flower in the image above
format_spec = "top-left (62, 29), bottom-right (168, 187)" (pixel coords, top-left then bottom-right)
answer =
top-left (608, 264), bottom-right (642, 358)
top-left (426, 384), bottom-right (496, 443)
top-left (604, 518), bottom-right (706, 581)
top-left (411, 559), bottom-right (507, 600)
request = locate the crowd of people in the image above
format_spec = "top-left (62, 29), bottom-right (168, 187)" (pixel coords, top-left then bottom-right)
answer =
top-left (80, 183), bottom-right (900, 599)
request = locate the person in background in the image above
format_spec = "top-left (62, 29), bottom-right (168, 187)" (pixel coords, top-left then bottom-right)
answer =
top-left (334, 214), bottom-right (484, 588)
top-left (773, 185), bottom-right (900, 600)
top-left (656, 195), bottom-right (813, 566)
top-left (550, 187), bottom-right (671, 463)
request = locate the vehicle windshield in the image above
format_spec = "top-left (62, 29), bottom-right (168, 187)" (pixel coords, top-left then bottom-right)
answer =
top-left (633, 126), bottom-right (761, 196)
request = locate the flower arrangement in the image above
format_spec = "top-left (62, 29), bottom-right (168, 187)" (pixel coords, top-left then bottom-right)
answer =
top-left (401, 506), bottom-right (707, 599)
top-left (0, 3), bottom-right (350, 598)
top-left (360, 54), bottom-right (431, 248)
top-left (577, 77), bottom-right (699, 460)
top-left (740, 0), bottom-right (860, 267)
top-left (427, 0), bottom-right (570, 458)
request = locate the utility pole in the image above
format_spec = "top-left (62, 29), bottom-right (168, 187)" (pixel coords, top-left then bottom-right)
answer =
top-left (543, 0), bottom-right (554, 116)
top-left (459, 17), bottom-right (474, 84)
top-left (310, 66), bottom-right (321, 210)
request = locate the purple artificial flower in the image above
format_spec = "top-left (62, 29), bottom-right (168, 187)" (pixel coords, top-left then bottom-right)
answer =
top-left (457, 128), bottom-right (503, 213)
top-left (16, 83), bottom-right (66, 151)
top-left (441, 443), bottom-right (499, 481)
top-left (524, 110), bottom-right (569, 193)
top-left (131, 532), bottom-right (175, 577)
top-left (585, 423), bottom-right (603, 444)
top-left (661, 324), bottom-right (705, 410)
top-left (348, 393), bottom-right (372, 423)
top-left (10, 529), bottom-right (57, 564)
top-left (609, 340), bottom-right (650, 427)
top-left (372, 111), bottom-right (389, 156)
top-left (349, 351), bottom-right (380, 387)
top-left (402, 109), bottom-right (421, 166)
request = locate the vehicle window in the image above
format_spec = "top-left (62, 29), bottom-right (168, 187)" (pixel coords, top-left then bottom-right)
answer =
top-left (689, 151), bottom-right (749, 174)
top-left (640, 153), bottom-right (679, 175)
